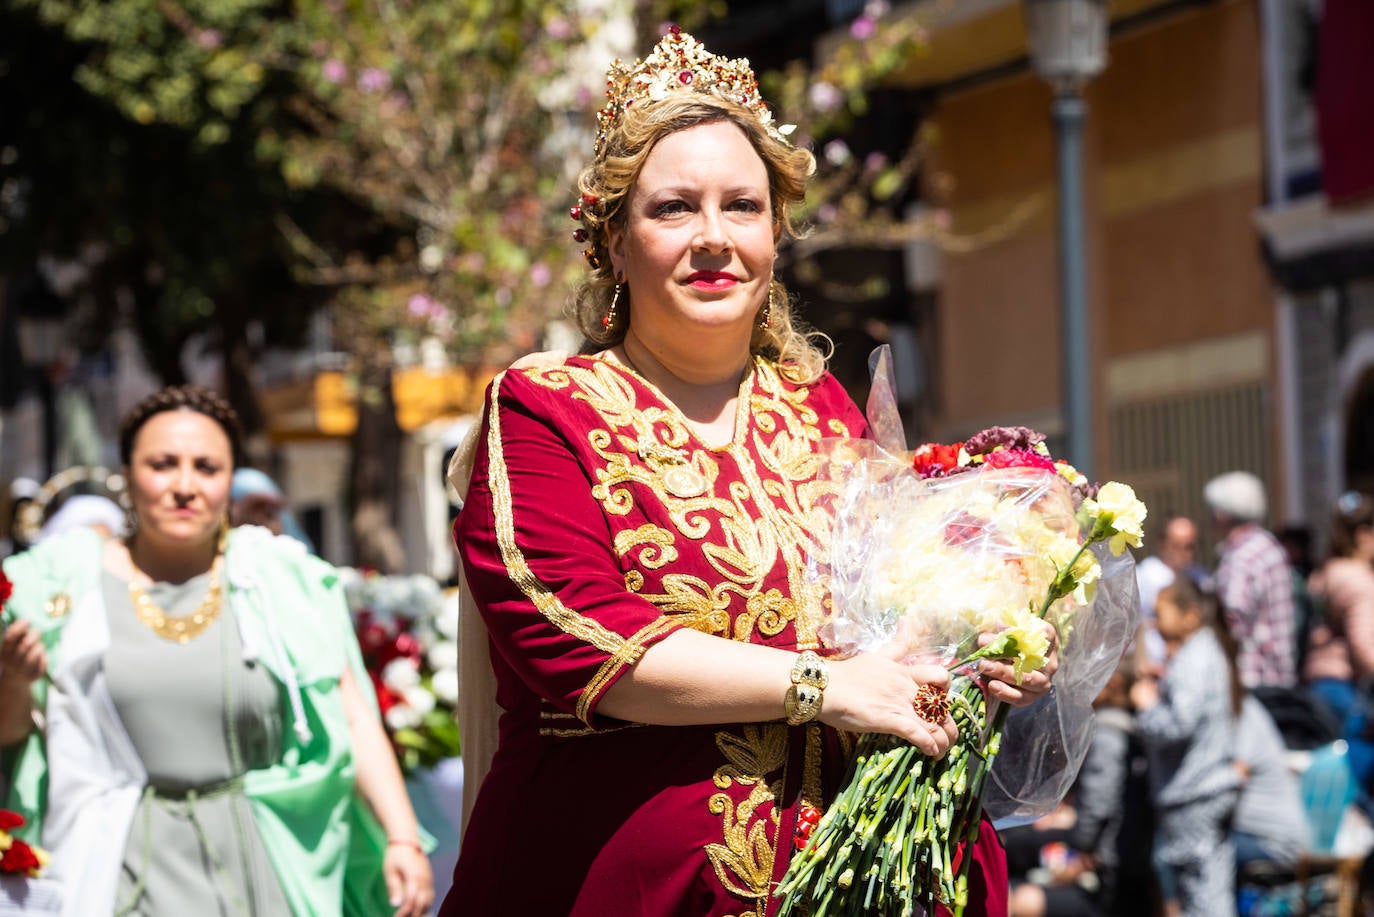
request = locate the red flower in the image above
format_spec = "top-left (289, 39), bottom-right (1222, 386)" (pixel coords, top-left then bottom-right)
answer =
top-left (392, 631), bottom-right (424, 664)
top-left (912, 442), bottom-right (963, 478)
top-left (356, 620), bottom-right (392, 661)
top-left (0, 810), bottom-right (24, 831)
top-left (0, 569), bottom-right (12, 607)
top-left (369, 672), bottom-right (399, 717)
top-left (0, 838), bottom-right (40, 874)
top-left (981, 448), bottom-right (1056, 473)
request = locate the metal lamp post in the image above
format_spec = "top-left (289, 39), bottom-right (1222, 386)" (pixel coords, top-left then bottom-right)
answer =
top-left (1023, 0), bottom-right (1107, 481)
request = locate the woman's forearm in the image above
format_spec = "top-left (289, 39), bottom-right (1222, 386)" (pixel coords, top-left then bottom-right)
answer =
top-left (599, 628), bottom-right (956, 754)
top-left (598, 628), bottom-right (796, 725)
top-left (339, 668), bottom-right (423, 843)
top-left (0, 674), bottom-right (35, 748)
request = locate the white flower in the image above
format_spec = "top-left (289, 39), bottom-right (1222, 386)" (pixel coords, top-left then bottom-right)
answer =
top-left (427, 640), bottom-right (458, 673)
top-left (381, 657), bottom-right (421, 692)
top-left (401, 685), bottom-right (436, 717)
top-left (385, 703), bottom-right (422, 732)
top-left (435, 590), bottom-right (459, 640)
top-left (408, 575), bottom-right (444, 619)
top-left (431, 667), bottom-right (459, 705)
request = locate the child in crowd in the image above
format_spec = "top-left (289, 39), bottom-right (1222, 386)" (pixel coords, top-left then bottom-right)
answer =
top-left (1132, 577), bottom-right (1243, 917)
top-left (1007, 660), bottom-right (1156, 917)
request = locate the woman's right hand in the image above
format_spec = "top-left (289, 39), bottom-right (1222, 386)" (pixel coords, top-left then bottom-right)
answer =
top-left (0, 620), bottom-right (47, 685)
top-left (820, 654), bottom-right (957, 758)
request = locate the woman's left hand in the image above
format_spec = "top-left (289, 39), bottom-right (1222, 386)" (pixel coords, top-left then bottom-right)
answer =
top-left (976, 618), bottom-right (1059, 707)
top-left (383, 842), bottom-right (434, 917)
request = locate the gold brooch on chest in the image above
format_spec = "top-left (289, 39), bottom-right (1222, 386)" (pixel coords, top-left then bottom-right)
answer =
top-left (636, 435), bottom-right (710, 499)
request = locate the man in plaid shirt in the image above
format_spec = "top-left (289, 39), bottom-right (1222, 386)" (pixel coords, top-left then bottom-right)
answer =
top-left (1204, 471), bottom-right (1298, 688)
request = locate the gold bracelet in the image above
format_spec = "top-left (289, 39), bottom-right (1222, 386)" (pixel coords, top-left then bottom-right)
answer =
top-left (386, 838), bottom-right (425, 853)
top-left (784, 650), bottom-right (829, 726)
top-left (790, 650), bottom-right (830, 690)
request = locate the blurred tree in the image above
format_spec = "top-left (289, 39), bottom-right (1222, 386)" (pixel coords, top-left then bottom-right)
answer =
top-left (4, 0), bottom-right (957, 568)
top-left (0, 0), bottom-right (354, 435)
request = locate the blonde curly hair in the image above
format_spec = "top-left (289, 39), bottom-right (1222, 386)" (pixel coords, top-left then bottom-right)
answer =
top-left (570, 96), bottom-right (829, 384)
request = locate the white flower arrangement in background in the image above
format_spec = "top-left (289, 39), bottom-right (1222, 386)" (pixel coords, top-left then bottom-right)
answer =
top-left (340, 568), bottom-right (462, 772)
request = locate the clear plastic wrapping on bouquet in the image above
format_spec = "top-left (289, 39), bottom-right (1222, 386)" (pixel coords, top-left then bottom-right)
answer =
top-left (812, 346), bottom-right (1140, 823)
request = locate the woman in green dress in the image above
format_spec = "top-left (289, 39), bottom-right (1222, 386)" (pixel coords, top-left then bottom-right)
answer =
top-left (0, 385), bottom-right (433, 917)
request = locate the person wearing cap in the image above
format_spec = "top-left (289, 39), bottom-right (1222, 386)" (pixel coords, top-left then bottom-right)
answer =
top-left (1203, 471), bottom-right (1298, 689)
top-left (230, 467), bottom-right (315, 553)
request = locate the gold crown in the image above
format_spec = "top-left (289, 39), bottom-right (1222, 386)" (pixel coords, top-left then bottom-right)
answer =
top-left (593, 26), bottom-right (786, 155)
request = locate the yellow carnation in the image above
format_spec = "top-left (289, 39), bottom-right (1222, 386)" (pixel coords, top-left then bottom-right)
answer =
top-left (1084, 481), bottom-right (1147, 555)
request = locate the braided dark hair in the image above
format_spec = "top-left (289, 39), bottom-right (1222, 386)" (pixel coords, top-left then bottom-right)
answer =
top-left (119, 385), bottom-right (243, 467)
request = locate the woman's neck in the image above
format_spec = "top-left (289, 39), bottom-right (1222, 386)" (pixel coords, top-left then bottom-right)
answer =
top-left (621, 328), bottom-right (749, 393)
top-left (619, 331), bottom-right (750, 441)
top-left (125, 532), bottom-right (220, 585)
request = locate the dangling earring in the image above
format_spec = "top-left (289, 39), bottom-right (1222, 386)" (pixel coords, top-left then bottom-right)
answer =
top-left (759, 281), bottom-right (777, 330)
top-left (118, 487), bottom-right (138, 536)
top-left (603, 280), bottom-right (624, 331)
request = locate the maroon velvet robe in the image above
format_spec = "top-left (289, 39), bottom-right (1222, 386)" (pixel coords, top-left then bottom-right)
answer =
top-left (442, 355), bottom-right (1006, 917)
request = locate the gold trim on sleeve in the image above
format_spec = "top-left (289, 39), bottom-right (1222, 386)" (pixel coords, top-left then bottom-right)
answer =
top-left (485, 372), bottom-right (631, 659)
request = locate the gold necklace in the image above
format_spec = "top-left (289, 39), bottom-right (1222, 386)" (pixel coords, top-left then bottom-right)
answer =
top-left (127, 556), bottom-right (225, 644)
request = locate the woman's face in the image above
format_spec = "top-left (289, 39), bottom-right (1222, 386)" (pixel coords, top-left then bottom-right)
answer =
top-left (607, 120), bottom-right (775, 345)
top-left (126, 409), bottom-right (233, 549)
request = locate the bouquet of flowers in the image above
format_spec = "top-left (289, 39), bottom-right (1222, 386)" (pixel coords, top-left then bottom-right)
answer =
top-left (340, 568), bottom-right (462, 774)
top-left (775, 348), bottom-right (1143, 917)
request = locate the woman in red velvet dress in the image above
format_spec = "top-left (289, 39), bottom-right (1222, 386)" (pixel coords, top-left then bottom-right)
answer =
top-left (440, 29), bottom-right (1053, 917)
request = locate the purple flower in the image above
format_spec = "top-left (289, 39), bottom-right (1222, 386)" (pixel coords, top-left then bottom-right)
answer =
top-left (963, 426), bottom-right (1047, 457)
top-left (850, 14), bottom-right (877, 40)
top-left (864, 151), bottom-right (888, 173)
top-left (357, 67), bottom-right (391, 94)
top-left (547, 16), bottom-right (575, 40)
top-left (823, 139), bottom-right (851, 166)
top-left (408, 294), bottom-right (436, 318)
top-left (808, 81), bottom-right (843, 114)
top-left (322, 59), bottom-right (348, 85)
top-left (529, 262), bottom-right (552, 288)
top-left (195, 29), bottom-right (223, 50)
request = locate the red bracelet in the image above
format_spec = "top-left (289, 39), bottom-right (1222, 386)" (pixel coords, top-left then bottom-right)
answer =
top-left (386, 838), bottom-right (424, 853)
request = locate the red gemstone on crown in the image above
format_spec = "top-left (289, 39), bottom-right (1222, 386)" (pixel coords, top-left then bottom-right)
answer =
top-left (573, 228), bottom-right (588, 242)
top-left (570, 204), bottom-right (582, 220)
top-left (678, 70), bottom-right (693, 85)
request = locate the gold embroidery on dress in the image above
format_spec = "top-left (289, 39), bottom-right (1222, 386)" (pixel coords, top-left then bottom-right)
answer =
top-left (521, 357), bottom-right (861, 651)
top-left (512, 358), bottom-right (864, 903)
top-left (485, 371), bottom-right (640, 724)
top-left (705, 724), bottom-right (787, 913)
top-left (613, 524), bottom-right (679, 569)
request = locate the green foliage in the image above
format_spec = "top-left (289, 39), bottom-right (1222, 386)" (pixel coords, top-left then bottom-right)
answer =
top-left (5, 0), bottom-right (945, 379)
top-left (16, 0), bottom-right (285, 145)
